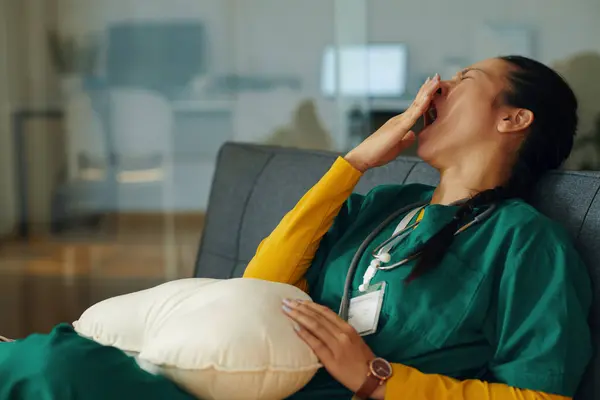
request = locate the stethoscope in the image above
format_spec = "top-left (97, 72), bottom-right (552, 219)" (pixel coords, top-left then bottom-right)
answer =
top-left (338, 200), bottom-right (498, 321)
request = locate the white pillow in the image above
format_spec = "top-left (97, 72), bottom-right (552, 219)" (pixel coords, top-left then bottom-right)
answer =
top-left (73, 278), bottom-right (321, 400)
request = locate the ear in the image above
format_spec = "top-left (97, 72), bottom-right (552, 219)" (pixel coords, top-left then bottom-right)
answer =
top-left (497, 109), bottom-right (534, 133)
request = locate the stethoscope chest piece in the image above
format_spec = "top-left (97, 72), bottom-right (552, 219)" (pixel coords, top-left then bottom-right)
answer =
top-left (377, 252), bottom-right (391, 263)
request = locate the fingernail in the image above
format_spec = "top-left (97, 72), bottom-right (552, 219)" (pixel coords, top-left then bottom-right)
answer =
top-left (282, 298), bottom-right (295, 306)
top-left (425, 77), bottom-right (430, 84)
top-left (282, 304), bottom-right (292, 313)
top-left (293, 323), bottom-right (301, 332)
top-left (434, 73), bottom-right (440, 81)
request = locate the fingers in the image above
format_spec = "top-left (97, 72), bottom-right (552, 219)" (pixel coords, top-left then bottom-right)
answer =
top-left (416, 74), bottom-right (440, 102)
top-left (385, 76), bottom-right (439, 133)
top-left (404, 74), bottom-right (441, 127)
top-left (282, 300), bottom-right (340, 347)
top-left (413, 74), bottom-right (440, 111)
top-left (298, 300), bottom-right (356, 334)
top-left (282, 299), bottom-right (358, 354)
top-left (282, 299), bottom-right (377, 392)
top-left (294, 325), bottom-right (335, 363)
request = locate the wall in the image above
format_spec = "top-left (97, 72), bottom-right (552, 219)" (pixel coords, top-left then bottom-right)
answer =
top-left (369, 0), bottom-right (600, 92)
top-left (229, 0), bottom-right (333, 92)
top-left (228, 0), bottom-right (343, 147)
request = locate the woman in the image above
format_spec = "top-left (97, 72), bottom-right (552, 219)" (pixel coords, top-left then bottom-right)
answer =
top-left (243, 56), bottom-right (592, 399)
top-left (0, 56), bottom-right (591, 400)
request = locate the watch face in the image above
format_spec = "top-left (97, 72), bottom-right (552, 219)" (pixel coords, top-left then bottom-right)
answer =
top-left (370, 358), bottom-right (393, 379)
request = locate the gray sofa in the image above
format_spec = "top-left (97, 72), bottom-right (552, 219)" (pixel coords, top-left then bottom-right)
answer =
top-left (194, 142), bottom-right (600, 399)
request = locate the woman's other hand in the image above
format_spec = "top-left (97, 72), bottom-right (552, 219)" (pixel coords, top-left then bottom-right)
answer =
top-left (344, 74), bottom-right (441, 172)
top-left (282, 299), bottom-right (383, 396)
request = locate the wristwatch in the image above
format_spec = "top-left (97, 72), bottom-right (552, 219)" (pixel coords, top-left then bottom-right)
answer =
top-left (352, 357), bottom-right (393, 400)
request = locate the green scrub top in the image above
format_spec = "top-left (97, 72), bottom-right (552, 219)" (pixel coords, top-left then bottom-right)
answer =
top-left (292, 183), bottom-right (592, 399)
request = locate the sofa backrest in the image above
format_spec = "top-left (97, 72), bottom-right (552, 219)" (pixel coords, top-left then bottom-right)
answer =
top-left (195, 142), bottom-right (600, 399)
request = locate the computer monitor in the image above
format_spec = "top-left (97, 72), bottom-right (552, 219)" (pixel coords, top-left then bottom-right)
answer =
top-left (106, 21), bottom-right (206, 95)
top-left (320, 44), bottom-right (408, 98)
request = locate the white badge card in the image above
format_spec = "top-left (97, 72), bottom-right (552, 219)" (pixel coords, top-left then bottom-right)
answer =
top-left (348, 282), bottom-right (386, 336)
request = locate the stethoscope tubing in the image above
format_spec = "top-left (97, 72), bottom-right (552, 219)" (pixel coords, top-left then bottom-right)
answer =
top-left (338, 201), bottom-right (497, 321)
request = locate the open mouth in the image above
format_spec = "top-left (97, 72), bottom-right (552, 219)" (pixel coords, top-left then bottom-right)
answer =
top-left (424, 103), bottom-right (438, 127)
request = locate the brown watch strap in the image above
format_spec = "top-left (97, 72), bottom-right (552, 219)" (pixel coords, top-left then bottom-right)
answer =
top-left (353, 374), bottom-right (381, 400)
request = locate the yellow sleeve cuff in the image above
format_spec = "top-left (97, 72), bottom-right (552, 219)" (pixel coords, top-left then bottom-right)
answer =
top-left (322, 156), bottom-right (364, 186)
top-left (384, 363), bottom-right (571, 400)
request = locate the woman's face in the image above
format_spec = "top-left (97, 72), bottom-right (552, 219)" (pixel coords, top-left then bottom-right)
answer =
top-left (417, 58), bottom-right (515, 169)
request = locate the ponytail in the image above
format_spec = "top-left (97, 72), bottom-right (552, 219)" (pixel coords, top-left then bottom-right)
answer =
top-left (404, 186), bottom-right (506, 282)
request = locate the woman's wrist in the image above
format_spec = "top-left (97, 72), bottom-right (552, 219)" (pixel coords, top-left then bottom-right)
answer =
top-left (351, 361), bottom-right (389, 400)
top-left (371, 382), bottom-right (387, 399)
top-left (344, 152), bottom-right (370, 173)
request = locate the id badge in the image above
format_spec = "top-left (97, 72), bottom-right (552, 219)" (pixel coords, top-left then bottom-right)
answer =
top-left (348, 282), bottom-right (386, 336)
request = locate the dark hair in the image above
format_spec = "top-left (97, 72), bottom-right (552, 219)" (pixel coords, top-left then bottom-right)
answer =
top-left (406, 55), bottom-right (578, 282)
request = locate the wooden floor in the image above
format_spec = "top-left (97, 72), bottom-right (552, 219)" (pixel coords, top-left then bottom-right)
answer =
top-left (0, 213), bottom-right (204, 338)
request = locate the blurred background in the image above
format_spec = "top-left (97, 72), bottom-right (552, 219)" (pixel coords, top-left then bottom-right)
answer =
top-left (1, 0), bottom-right (600, 337)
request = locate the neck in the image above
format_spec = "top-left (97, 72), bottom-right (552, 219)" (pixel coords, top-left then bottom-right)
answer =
top-left (431, 154), bottom-right (511, 205)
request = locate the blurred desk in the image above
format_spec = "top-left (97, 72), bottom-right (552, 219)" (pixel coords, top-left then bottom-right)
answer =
top-left (12, 100), bottom-right (234, 238)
